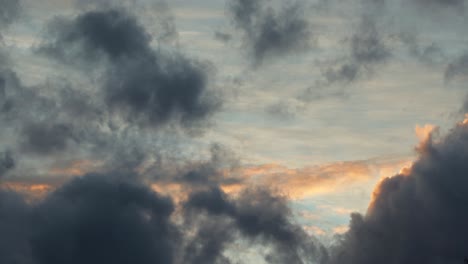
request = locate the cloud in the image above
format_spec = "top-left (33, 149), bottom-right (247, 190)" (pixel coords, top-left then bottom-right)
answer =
top-left (0, 171), bottom-right (329, 264)
top-left (20, 123), bottom-right (76, 155)
top-left (413, 0), bottom-right (466, 9)
top-left (227, 0), bottom-right (312, 65)
top-left (237, 157), bottom-right (413, 199)
top-left (184, 187), bottom-right (328, 263)
top-left (0, 190), bottom-right (32, 264)
top-left (445, 53), bottom-right (468, 81)
top-left (32, 175), bottom-right (178, 264)
top-left (0, 0), bottom-right (20, 30)
top-left (214, 31), bottom-right (232, 43)
top-left (323, 14), bottom-right (391, 85)
top-left (40, 8), bottom-right (220, 129)
top-left (0, 174), bottom-right (179, 264)
top-left (0, 150), bottom-right (14, 178)
top-left (326, 120), bottom-right (468, 264)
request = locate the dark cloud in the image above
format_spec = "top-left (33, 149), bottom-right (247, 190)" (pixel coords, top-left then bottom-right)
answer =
top-left (0, 172), bottom-right (328, 264)
top-left (42, 10), bottom-right (151, 60)
top-left (40, 9), bottom-right (220, 129)
top-left (185, 187), bottom-right (327, 263)
top-left (0, 150), bottom-right (14, 178)
top-left (20, 123), bottom-right (75, 155)
top-left (326, 122), bottom-right (468, 264)
top-left (228, 0), bottom-right (312, 65)
top-left (31, 175), bottom-right (178, 264)
top-left (0, 190), bottom-right (33, 264)
top-left (1, 174), bottom-right (179, 264)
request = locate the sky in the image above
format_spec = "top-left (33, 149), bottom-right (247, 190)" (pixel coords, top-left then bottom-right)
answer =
top-left (1, 0), bottom-right (468, 263)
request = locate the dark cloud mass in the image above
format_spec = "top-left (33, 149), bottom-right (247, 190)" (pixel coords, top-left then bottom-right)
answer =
top-left (41, 8), bottom-right (219, 128)
top-left (0, 173), bottom-right (326, 264)
top-left (326, 122), bottom-right (468, 264)
top-left (2, 0), bottom-right (468, 264)
top-left (32, 175), bottom-right (177, 264)
top-left (0, 175), bottom-right (178, 264)
top-left (228, 0), bottom-right (312, 65)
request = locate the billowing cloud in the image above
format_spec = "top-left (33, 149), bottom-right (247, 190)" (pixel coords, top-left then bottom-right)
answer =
top-left (227, 0), bottom-right (312, 65)
top-left (326, 119), bottom-right (468, 264)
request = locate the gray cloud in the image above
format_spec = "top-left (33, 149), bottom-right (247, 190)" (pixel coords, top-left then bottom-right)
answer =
top-left (323, 14), bottom-right (391, 85)
top-left (20, 123), bottom-right (75, 155)
top-left (0, 172), bottom-right (328, 264)
top-left (228, 0), bottom-right (312, 66)
top-left (0, 150), bottom-right (14, 178)
top-left (0, 0), bottom-right (20, 30)
top-left (0, 190), bottom-right (32, 264)
top-left (184, 187), bottom-right (327, 264)
top-left (445, 53), bottom-right (468, 81)
top-left (413, 0), bottom-right (466, 9)
top-left (326, 122), bottom-right (468, 264)
top-left (40, 9), bottom-right (220, 129)
top-left (31, 175), bottom-right (178, 264)
top-left (214, 31), bottom-right (232, 43)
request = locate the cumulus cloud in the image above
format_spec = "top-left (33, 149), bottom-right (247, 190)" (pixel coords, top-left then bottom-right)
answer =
top-left (326, 120), bottom-right (468, 264)
top-left (227, 0), bottom-right (313, 65)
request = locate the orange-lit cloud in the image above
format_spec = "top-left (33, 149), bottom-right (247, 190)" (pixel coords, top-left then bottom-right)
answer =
top-left (415, 124), bottom-right (439, 153)
top-left (4, 155), bottom-right (414, 204)
top-left (333, 225), bottom-right (349, 234)
top-left (0, 182), bottom-right (53, 201)
top-left (304, 225), bottom-right (327, 236)
top-left (235, 157), bottom-right (413, 199)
